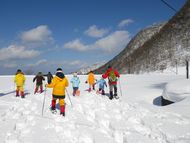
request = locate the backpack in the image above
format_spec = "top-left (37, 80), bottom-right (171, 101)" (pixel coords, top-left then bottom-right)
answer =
top-left (108, 70), bottom-right (117, 82)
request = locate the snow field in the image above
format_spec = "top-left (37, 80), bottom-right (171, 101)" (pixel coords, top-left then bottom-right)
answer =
top-left (0, 75), bottom-right (190, 143)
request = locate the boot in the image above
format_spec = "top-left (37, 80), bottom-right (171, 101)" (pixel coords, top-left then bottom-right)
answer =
top-left (16, 90), bottom-right (19, 97)
top-left (51, 100), bottom-right (56, 111)
top-left (21, 91), bottom-right (25, 98)
top-left (92, 84), bottom-right (95, 90)
top-left (60, 105), bottom-right (65, 116)
top-left (109, 91), bottom-right (113, 100)
top-left (102, 90), bottom-right (105, 95)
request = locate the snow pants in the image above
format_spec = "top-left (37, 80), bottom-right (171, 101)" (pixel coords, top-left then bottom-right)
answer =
top-left (109, 84), bottom-right (117, 99)
top-left (34, 84), bottom-right (43, 94)
top-left (51, 96), bottom-right (65, 115)
top-left (16, 86), bottom-right (24, 98)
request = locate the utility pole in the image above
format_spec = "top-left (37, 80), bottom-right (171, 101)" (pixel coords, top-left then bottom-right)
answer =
top-left (186, 60), bottom-right (189, 79)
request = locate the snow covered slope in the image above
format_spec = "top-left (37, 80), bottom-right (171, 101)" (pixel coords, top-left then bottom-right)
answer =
top-left (0, 75), bottom-right (190, 143)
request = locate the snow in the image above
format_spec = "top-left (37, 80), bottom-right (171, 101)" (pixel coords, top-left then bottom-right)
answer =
top-left (0, 74), bottom-right (190, 143)
top-left (162, 79), bottom-right (190, 102)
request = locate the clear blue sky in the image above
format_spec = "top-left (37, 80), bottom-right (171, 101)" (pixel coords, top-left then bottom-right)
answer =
top-left (0, 0), bottom-right (187, 74)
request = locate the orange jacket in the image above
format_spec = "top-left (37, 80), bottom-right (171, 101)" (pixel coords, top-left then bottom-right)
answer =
top-left (14, 73), bottom-right (25, 87)
top-left (47, 76), bottom-right (69, 96)
top-left (88, 72), bottom-right (95, 85)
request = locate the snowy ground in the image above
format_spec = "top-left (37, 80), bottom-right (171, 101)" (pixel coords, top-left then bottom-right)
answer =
top-left (0, 74), bottom-right (190, 143)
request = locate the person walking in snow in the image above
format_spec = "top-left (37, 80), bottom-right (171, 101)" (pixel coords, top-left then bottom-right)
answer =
top-left (70, 72), bottom-right (80, 96)
top-left (86, 71), bottom-right (95, 92)
top-left (44, 72), bottom-right (53, 84)
top-left (46, 68), bottom-right (69, 116)
top-left (14, 69), bottom-right (25, 98)
top-left (102, 65), bottom-right (120, 100)
top-left (33, 72), bottom-right (45, 94)
top-left (95, 76), bottom-right (107, 95)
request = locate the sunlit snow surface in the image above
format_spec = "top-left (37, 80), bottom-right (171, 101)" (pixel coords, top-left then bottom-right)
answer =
top-left (0, 74), bottom-right (190, 143)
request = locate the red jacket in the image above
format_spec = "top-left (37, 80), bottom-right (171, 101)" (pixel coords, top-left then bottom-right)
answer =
top-left (102, 68), bottom-right (120, 85)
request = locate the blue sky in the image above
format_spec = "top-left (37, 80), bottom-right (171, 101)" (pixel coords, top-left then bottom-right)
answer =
top-left (0, 0), bottom-right (187, 74)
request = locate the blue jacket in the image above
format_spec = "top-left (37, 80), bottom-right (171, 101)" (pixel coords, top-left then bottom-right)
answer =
top-left (70, 77), bottom-right (80, 87)
top-left (95, 78), bottom-right (107, 89)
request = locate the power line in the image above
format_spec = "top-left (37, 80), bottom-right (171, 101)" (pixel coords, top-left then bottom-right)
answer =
top-left (160, 0), bottom-right (177, 12)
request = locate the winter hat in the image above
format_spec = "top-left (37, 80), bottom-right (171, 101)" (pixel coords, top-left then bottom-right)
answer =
top-left (17, 69), bottom-right (21, 72)
top-left (56, 68), bottom-right (63, 73)
top-left (56, 68), bottom-right (64, 79)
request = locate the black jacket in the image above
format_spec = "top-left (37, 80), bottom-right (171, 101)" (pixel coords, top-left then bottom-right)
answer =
top-left (33, 74), bottom-right (45, 85)
top-left (44, 72), bottom-right (53, 84)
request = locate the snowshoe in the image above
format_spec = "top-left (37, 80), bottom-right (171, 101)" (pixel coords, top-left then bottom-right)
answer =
top-left (114, 94), bottom-right (119, 99)
top-left (50, 107), bottom-right (57, 114)
top-left (60, 112), bottom-right (65, 116)
top-left (114, 96), bottom-right (119, 99)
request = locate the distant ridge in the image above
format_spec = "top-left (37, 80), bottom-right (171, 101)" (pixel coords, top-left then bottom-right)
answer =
top-left (94, 0), bottom-right (190, 74)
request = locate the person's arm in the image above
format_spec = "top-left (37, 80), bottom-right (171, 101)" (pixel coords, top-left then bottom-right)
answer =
top-left (14, 75), bottom-right (16, 83)
top-left (114, 70), bottom-right (120, 78)
top-left (33, 76), bottom-right (36, 82)
top-left (102, 71), bottom-right (108, 79)
top-left (65, 78), bottom-right (69, 87)
top-left (46, 78), bottom-right (56, 88)
top-left (23, 75), bottom-right (26, 84)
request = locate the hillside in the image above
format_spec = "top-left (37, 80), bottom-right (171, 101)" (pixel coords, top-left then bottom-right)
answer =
top-left (94, 0), bottom-right (190, 74)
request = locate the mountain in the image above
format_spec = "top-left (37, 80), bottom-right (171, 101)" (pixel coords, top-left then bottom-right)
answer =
top-left (94, 0), bottom-right (190, 74)
top-left (75, 62), bottom-right (106, 74)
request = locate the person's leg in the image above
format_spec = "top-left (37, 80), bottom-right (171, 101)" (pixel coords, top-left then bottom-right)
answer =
top-left (92, 84), bottom-right (95, 90)
top-left (101, 88), bottom-right (105, 95)
top-left (34, 85), bottom-right (39, 94)
top-left (40, 84), bottom-right (43, 93)
top-left (20, 86), bottom-right (25, 98)
top-left (16, 86), bottom-right (19, 97)
top-left (59, 99), bottom-right (65, 116)
top-left (89, 84), bottom-right (91, 92)
top-left (73, 87), bottom-right (77, 96)
top-left (109, 84), bottom-right (114, 100)
top-left (113, 85), bottom-right (118, 97)
top-left (51, 98), bottom-right (56, 110)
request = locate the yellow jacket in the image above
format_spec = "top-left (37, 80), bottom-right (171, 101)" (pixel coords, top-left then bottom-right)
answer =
top-left (47, 76), bottom-right (69, 96)
top-left (88, 72), bottom-right (95, 85)
top-left (14, 73), bottom-right (25, 87)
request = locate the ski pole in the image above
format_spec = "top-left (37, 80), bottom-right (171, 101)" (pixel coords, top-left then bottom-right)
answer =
top-left (66, 88), bottom-right (73, 107)
top-left (118, 78), bottom-right (123, 96)
top-left (41, 86), bottom-right (47, 116)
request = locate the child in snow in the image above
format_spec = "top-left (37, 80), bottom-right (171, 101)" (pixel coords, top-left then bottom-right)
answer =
top-left (46, 68), bottom-right (69, 116)
top-left (44, 72), bottom-right (53, 84)
top-left (14, 69), bottom-right (25, 98)
top-left (95, 76), bottom-right (107, 95)
top-left (33, 72), bottom-right (45, 94)
top-left (102, 65), bottom-right (120, 100)
top-left (86, 71), bottom-right (95, 92)
top-left (70, 73), bottom-right (80, 96)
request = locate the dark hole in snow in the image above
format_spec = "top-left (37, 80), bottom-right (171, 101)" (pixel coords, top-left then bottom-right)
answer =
top-left (153, 96), bottom-right (174, 106)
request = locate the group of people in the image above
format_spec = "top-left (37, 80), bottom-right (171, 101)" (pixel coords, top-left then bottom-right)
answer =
top-left (14, 65), bottom-right (120, 116)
